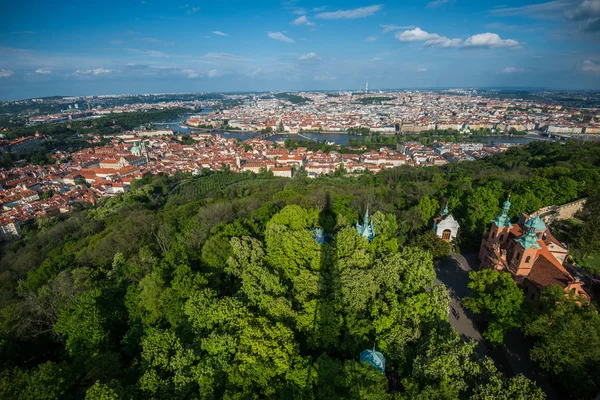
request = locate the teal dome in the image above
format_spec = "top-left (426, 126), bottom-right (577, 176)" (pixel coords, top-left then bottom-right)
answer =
top-left (360, 347), bottom-right (386, 372)
top-left (525, 215), bottom-right (546, 231)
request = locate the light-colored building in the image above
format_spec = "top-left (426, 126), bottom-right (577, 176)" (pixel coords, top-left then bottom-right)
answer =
top-left (0, 221), bottom-right (21, 240)
top-left (271, 166), bottom-right (293, 178)
top-left (433, 205), bottom-right (459, 242)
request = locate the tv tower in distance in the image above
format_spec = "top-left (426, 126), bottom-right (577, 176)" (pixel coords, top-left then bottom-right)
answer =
top-left (365, 80), bottom-right (369, 94)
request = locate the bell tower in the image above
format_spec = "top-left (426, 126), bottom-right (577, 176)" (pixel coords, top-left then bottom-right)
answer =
top-left (480, 196), bottom-right (512, 266)
top-left (486, 196), bottom-right (512, 244)
top-left (510, 223), bottom-right (542, 276)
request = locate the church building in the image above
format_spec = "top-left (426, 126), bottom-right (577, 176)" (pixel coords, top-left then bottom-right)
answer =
top-left (479, 197), bottom-right (589, 301)
top-left (433, 204), bottom-right (459, 242)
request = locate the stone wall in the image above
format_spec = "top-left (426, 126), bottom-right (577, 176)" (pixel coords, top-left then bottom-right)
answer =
top-left (535, 198), bottom-right (587, 224)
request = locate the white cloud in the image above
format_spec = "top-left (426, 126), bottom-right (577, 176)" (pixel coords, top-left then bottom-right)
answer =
top-left (267, 32), bottom-right (295, 43)
top-left (316, 4), bottom-right (382, 19)
top-left (416, 67), bottom-right (428, 72)
top-left (313, 6), bottom-right (326, 11)
top-left (292, 15), bottom-right (316, 26)
top-left (396, 27), bottom-right (437, 41)
top-left (425, 36), bottom-right (462, 47)
top-left (73, 68), bottom-right (112, 76)
top-left (0, 69), bottom-right (13, 78)
top-left (207, 69), bottom-right (219, 78)
top-left (212, 31), bottom-right (228, 36)
top-left (396, 27), bottom-right (520, 49)
top-left (93, 68), bottom-right (111, 75)
top-left (380, 24), bottom-right (415, 32)
top-left (299, 52), bottom-right (317, 60)
top-left (502, 67), bottom-right (526, 73)
top-left (462, 33), bottom-right (521, 48)
top-left (314, 75), bottom-right (337, 81)
top-left (427, 0), bottom-right (452, 7)
top-left (204, 35), bottom-right (211, 38)
top-left (292, 8), bottom-right (307, 15)
top-left (582, 60), bottom-right (600, 73)
top-left (396, 27), bottom-right (461, 47)
top-left (181, 69), bottom-right (199, 78)
top-left (35, 68), bottom-right (52, 74)
top-left (365, 36), bottom-right (378, 42)
top-left (371, 57), bottom-right (383, 61)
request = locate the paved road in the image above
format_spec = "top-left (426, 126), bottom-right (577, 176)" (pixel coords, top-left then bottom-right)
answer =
top-left (435, 253), bottom-right (560, 400)
top-left (434, 253), bottom-right (487, 357)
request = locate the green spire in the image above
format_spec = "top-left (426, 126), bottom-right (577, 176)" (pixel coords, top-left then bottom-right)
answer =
top-left (492, 195), bottom-right (512, 227)
top-left (356, 207), bottom-right (375, 241)
top-left (516, 224), bottom-right (542, 249)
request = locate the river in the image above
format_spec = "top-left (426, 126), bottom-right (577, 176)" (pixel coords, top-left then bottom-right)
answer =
top-left (197, 130), bottom-right (555, 146)
top-left (158, 115), bottom-right (558, 146)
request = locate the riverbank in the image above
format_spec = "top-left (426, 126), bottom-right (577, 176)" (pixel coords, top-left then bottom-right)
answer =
top-left (159, 116), bottom-right (573, 146)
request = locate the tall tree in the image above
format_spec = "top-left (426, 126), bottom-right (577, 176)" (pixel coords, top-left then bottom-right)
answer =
top-left (464, 270), bottom-right (525, 344)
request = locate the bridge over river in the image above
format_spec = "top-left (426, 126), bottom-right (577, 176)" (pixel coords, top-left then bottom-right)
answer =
top-left (541, 132), bottom-right (600, 141)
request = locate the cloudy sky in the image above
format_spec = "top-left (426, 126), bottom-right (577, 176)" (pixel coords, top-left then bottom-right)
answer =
top-left (0, 0), bottom-right (599, 99)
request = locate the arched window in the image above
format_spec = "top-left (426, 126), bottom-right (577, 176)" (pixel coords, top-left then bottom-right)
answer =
top-left (516, 252), bottom-right (521, 260)
top-left (499, 234), bottom-right (504, 241)
top-left (525, 256), bottom-right (531, 263)
top-left (491, 231), bottom-right (496, 239)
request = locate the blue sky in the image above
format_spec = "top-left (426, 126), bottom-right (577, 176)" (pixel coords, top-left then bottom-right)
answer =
top-left (0, 0), bottom-right (599, 99)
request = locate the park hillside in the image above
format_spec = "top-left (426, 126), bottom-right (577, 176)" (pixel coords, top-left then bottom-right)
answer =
top-left (1, 141), bottom-right (600, 399)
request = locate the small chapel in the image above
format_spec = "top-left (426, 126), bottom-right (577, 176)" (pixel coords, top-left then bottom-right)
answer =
top-left (479, 197), bottom-right (589, 301)
top-left (433, 204), bottom-right (460, 242)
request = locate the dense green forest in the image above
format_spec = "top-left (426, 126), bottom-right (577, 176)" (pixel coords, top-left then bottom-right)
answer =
top-left (273, 93), bottom-right (312, 105)
top-left (1, 141), bottom-right (600, 399)
top-left (356, 97), bottom-right (396, 105)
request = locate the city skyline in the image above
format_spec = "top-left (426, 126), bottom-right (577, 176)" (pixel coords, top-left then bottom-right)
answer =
top-left (1, 0), bottom-right (600, 99)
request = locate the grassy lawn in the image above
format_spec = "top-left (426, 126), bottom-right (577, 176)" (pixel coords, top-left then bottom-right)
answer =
top-left (582, 253), bottom-right (600, 277)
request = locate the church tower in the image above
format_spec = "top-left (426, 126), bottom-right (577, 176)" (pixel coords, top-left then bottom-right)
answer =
top-left (509, 215), bottom-right (545, 276)
top-left (479, 196), bottom-right (512, 263)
